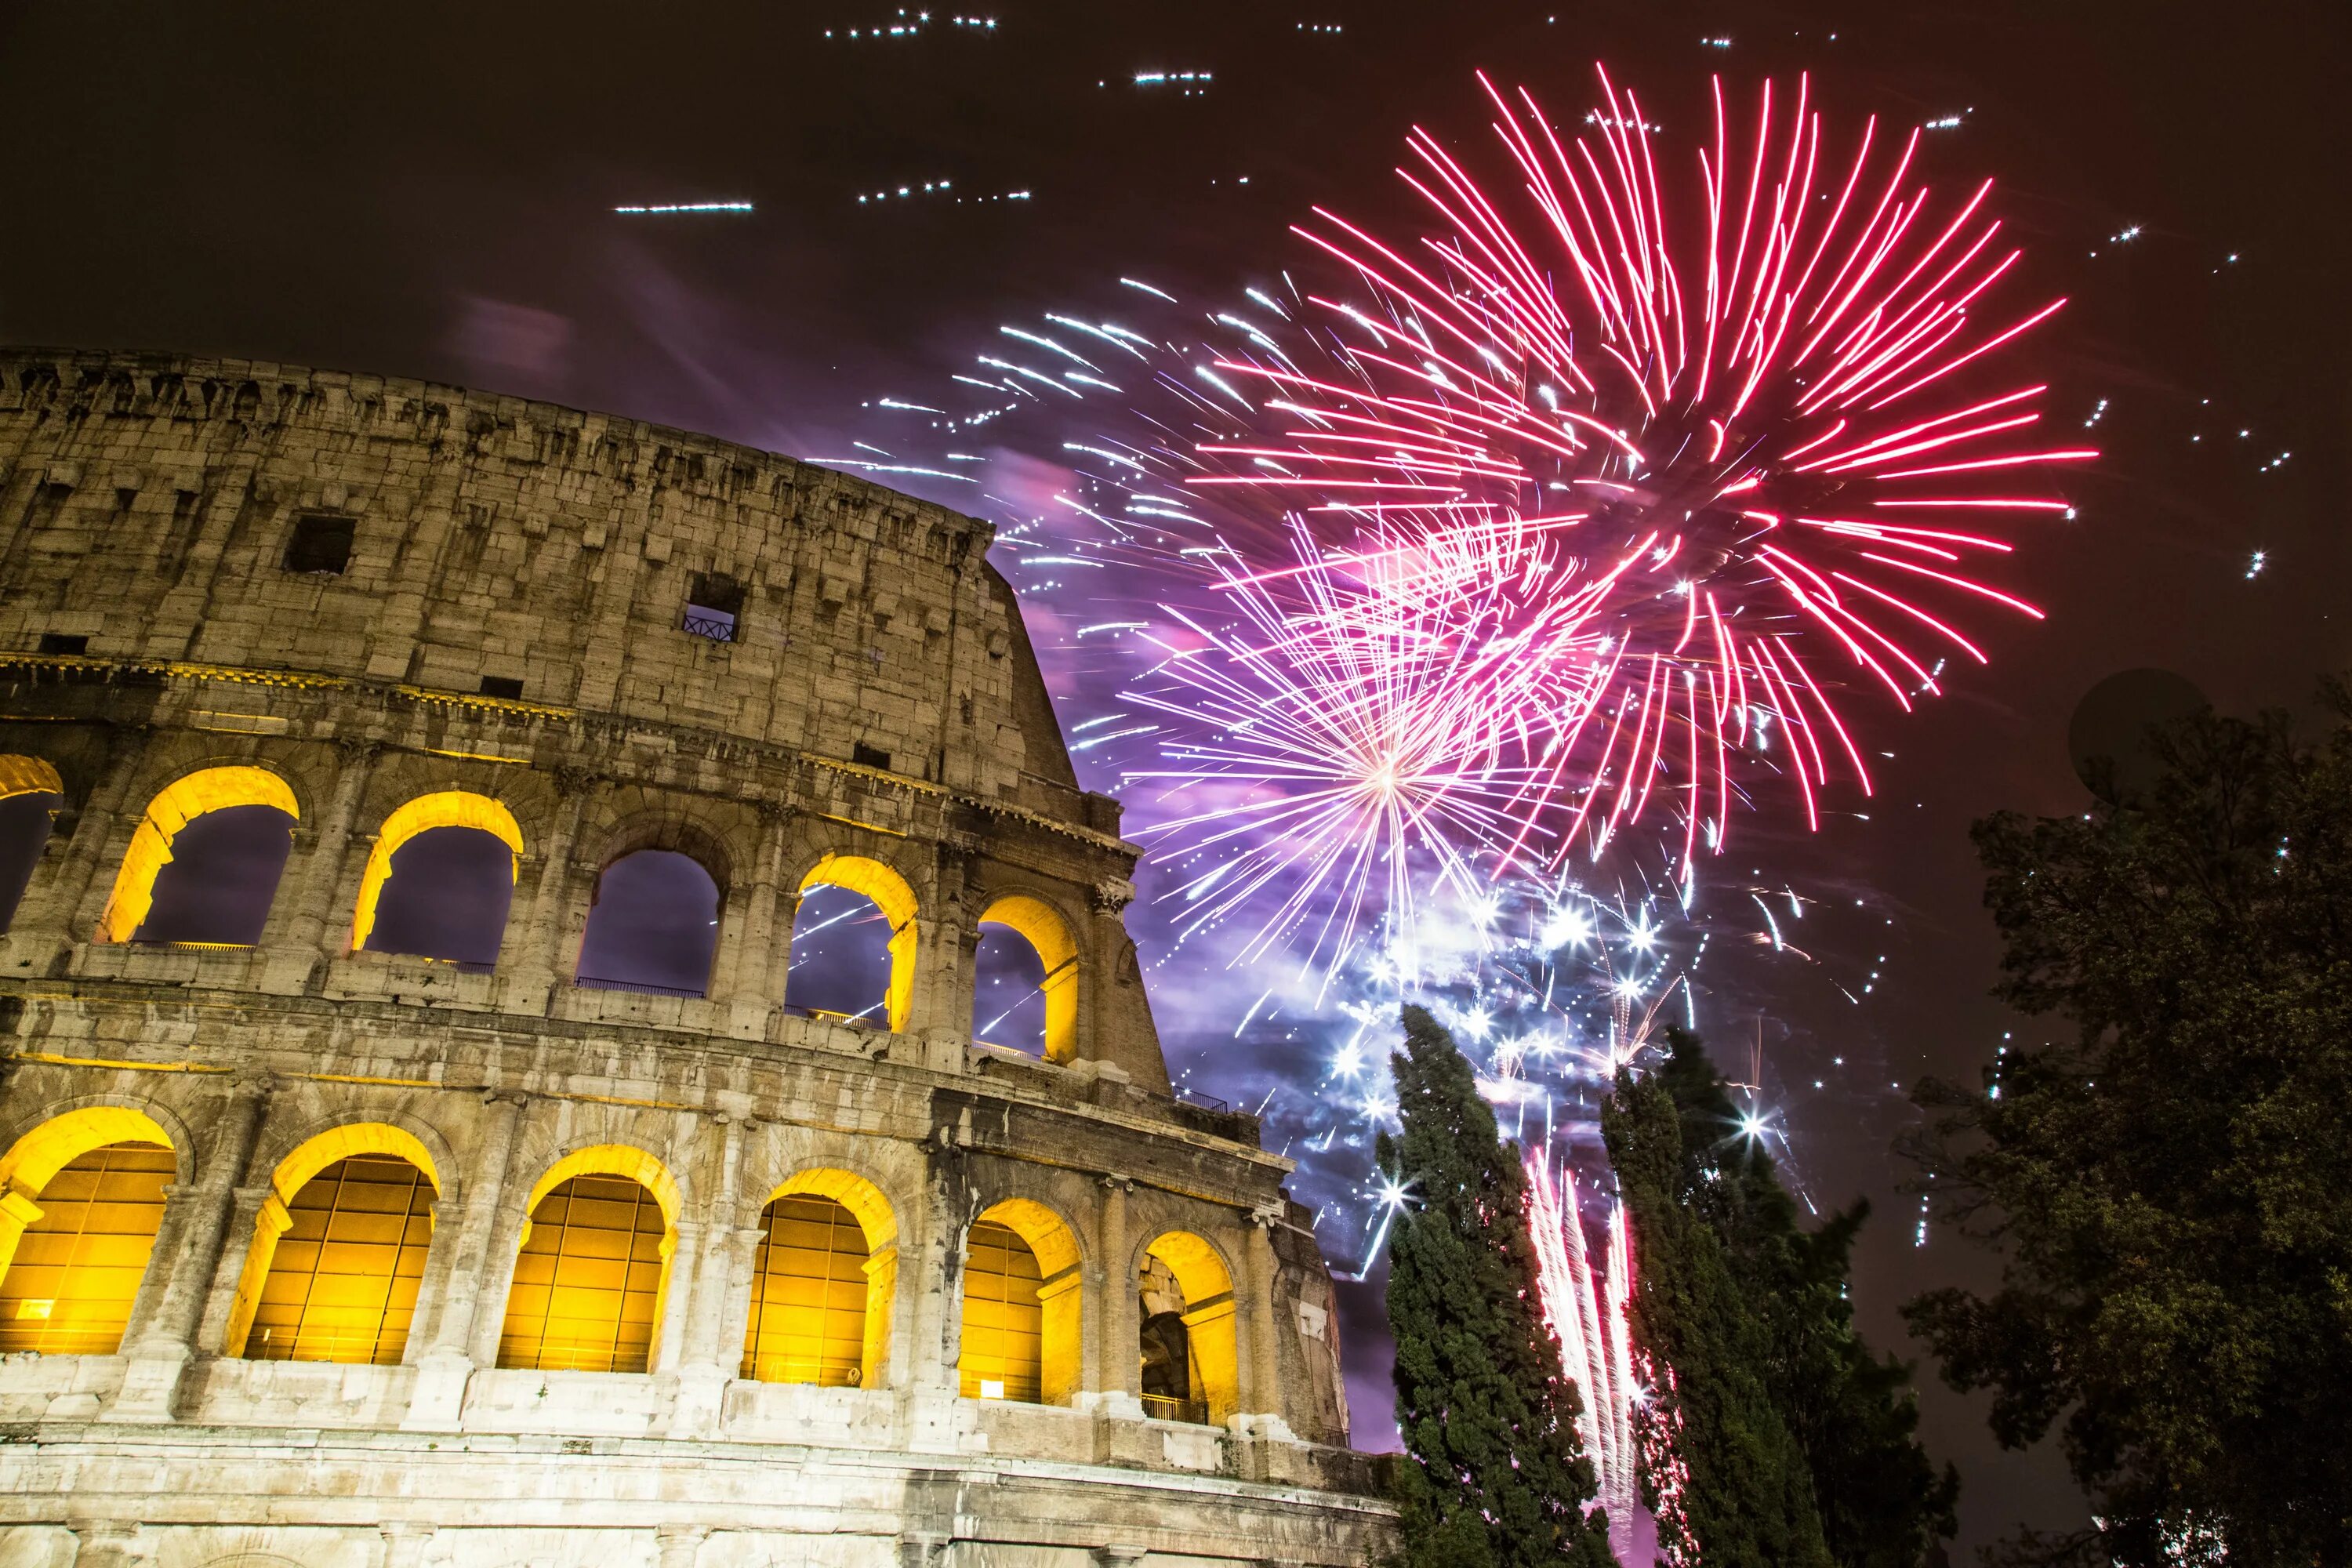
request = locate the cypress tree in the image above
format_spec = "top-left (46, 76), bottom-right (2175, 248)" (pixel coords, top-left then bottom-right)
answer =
top-left (1381, 1004), bottom-right (1615, 1568)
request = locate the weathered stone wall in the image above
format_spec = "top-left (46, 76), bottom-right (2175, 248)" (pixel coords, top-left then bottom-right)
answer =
top-left (0, 350), bottom-right (1392, 1566)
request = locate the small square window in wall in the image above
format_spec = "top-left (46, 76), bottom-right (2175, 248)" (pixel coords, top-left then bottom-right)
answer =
top-left (851, 742), bottom-right (891, 771)
top-left (283, 514), bottom-right (355, 575)
top-left (479, 676), bottom-right (524, 700)
top-left (36, 633), bottom-right (89, 655)
top-left (683, 572), bottom-right (745, 644)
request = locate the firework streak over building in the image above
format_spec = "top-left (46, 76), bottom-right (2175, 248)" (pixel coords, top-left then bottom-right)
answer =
top-left (844, 61), bottom-right (2088, 1486)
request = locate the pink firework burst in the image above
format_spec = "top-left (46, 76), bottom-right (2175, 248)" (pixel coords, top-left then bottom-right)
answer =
top-left (1172, 66), bottom-right (2090, 884)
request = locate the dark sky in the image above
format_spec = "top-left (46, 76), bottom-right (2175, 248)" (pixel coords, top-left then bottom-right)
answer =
top-left (5, 2), bottom-right (2345, 1552)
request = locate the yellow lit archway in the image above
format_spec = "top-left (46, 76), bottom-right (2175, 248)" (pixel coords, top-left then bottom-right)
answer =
top-left (223, 1123), bottom-right (441, 1363)
top-left (796, 854), bottom-right (919, 1033)
top-left (976, 893), bottom-right (1080, 1062)
top-left (497, 1145), bottom-right (680, 1375)
top-left (960, 1196), bottom-right (1081, 1406)
top-left (0, 755), bottom-right (63, 802)
top-left (351, 790), bottom-right (524, 953)
top-left (0, 1107), bottom-right (176, 1356)
top-left (743, 1169), bottom-right (900, 1389)
top-left (1142, 1230), bottom-right (1240, 1425)
top-left (96, 766), bottom-right (299, 943)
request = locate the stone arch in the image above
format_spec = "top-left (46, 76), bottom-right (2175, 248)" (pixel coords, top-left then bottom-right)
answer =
top-left (579, 797), bottom-right (744, 901)
top-left (743, 1168), bottom-right (900, 1389)
top-left (962, 1195), bottom-right (1083, 1406)
top-left (975, 890), bottom-right (1081, 1062)
top-left (350, 789), bottom-right (523, 956)
top-left (572, 804), bottom-right (740, 997)
top-left (497, 1143), bottom-right (682, 1375)
top-left (791, 851), bottom-right (919, 1032)
top-left (0, 755), bottom-right (63, 803)
top-left (95, 764), bottom-right (301, 943)
top-left (0, 1104), bottom-right (177, 1356)
top-left (1136, 1228), bottom-right (1240, 1425)
top-left (223, 1122), bottom-right (441, 1363)
top-left (0, 754), bottom-right (64, 933)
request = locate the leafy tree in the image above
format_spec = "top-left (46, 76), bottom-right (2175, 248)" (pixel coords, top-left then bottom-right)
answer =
top-left (1381, 1004), bottom-right (1615, 1568)
top-left (1905, 696), bottom-right (2352, 1564)
top-left (1609, 1030), bottom-right (1955, 1567)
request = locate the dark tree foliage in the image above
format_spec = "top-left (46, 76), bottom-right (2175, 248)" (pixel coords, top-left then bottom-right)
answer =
top-left (1905, 698), bottom-right (2352, 1566)
top-left (1381, 1004), bottom-right (1615, 1568)
top-left (1607, 1030), bottom-right (1956, 1568)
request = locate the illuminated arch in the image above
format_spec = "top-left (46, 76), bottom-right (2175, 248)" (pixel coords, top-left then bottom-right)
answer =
top-left (976, 893), bottom-right (1080, 1062)
top-left (350, 790), bottom-right (524, 953)
top-left (742, 1169), bottom-right (900, 1389)
top-left (223, 1123), bottom-right (441, 1362)
top-left (1141, 1229), bottom-right (1240, 1425)
top-left (0, 1107), bottom-right (176, 1356)
top-left (96, 765), bottom-right (299, 943)
top-left (960, 1196), bottom-right (1082, 1406)
top-left (0, 755), bottom-right (63, 802)
top-left (794, 854), bottom-right (918, 1032)
top-left (496, 1145), bottom-right (680, 1374)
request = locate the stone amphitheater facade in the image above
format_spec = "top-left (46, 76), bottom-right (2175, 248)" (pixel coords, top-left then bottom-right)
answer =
top-left (0, 349), bottom-right (1396, 1568)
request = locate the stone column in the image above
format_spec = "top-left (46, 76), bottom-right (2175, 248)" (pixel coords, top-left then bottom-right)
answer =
top-left (258, 739), bottom-right (379, 990)
top-left (900, 1131), bottom-right (975, 1453)
top-left (1092, 1176), bottom-right (1142, 1417)
top-left (503, 770), bottom-right (594, 1006)
top-left (668, 1115), bottom-right (742, 1436)
top-left (718, 804), bottom-right (789, 1031)
top-left (655, 1526), bottom-right (710, 1568)
top-left (65, 1519), bottom-right (154, 1566)
top-left (404, 1090), bottom-right (525, 1428)
top-left (1243, 1211), bottom-right (1295, 1439)
top-left (377, 1523), bottom-right (437, 1568)
top-left (192, 1180), bottom-right (278, 1356)
top-left (103, 1073), bottom-right (273, 1421)
top-left (9, 738), bottom-right (146, 952)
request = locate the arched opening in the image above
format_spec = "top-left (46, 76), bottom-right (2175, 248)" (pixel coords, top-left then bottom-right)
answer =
top-left (1139, 1231), bottom-right (1239, 1425)
top-left (960, 1196), bottom-right (1080, 1406)
top-left (0, 1106), bottom-right (176, 1356)
top-left (96, 766), bottom-right (299, 946)
top-left (225, 1123), bottom-right (440, 1365)
top-left (787, 855), bottom-right (917, 1031)
top-left (496, 1146), bottom-right (678, 1375)
top-left (574, 848), bottom-right (720, 997)
top-left (354, 792), bottom-right (522, 967)
top-left (973, 894), bottom-right (1078, 1062)
top-left (0, 755), bottom-right (64, 934)
top-left (742, 1169), bottom-right (898, 1389)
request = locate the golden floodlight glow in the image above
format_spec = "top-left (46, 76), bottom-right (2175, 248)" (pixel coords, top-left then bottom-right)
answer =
top-left (742, 1194), bottom-right (870, 1387)
top-left (0, 754), bottom-right (63, 803)
top-left (1145, 1230), bottom-right (1241, 1425)
top-left (224, 1122), bottom-right (441, 1361)
top-left (976, 893), bottom-right (1080, 1062)
top-left (350, 790), bottom-right (523, 953)
top-left (796, 853), bottom-right (920, 1031)
top-left (497, 1145), bottom-right (681, 1375)
top-left (0, 1136), bottom-right (173, 1356)
top-left (960, 1197), bottom-right (1083, 1405)
top-left (96, 765), bottom-right (298, 943)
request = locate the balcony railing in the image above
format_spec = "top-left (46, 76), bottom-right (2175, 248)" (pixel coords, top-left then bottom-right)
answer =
top-left (681, 611), bottom-right (736, 643)
top-left (1139, 1393), bottom-right (1210, 1425)
top-left (575, 974), bottom-right (708, 1000)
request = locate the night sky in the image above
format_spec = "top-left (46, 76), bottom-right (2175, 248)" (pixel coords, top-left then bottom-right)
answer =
top-left (5, 2), bottom-right (2345, 1552)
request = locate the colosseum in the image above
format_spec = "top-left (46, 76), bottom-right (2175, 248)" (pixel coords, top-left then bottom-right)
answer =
top-left (0, 348), bottom-right (1397, 1568)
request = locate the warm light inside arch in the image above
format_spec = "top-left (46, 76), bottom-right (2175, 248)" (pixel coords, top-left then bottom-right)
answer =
top-left (96, 766), bottom-right (299, 943)
top-left (1143, 1229), bottom-right (1240, 1424)
top-left (350, 790), bottom-right (523, 952)
top-left (797, 853), bottom-right (919, 1032)
top-left (0, 1107), bottom-right (177, 1356)
top-left (962, 1196), bottom-right (1082, 1406)
top-left (746, 1168), bottom-right (901, 1389)
top-left (0, 755), bottom-right (63, 803)
top-left (978, 892), bottom-right (1080, 1062)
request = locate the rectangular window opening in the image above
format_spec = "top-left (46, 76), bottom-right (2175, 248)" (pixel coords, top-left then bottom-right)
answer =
top-left (479, 675), bottom-right (524, 700)
top-left (851, 742), bottom-right (891, 771)
top-left (283, 513), bottom-right (354, 575)
top-left (36, 633), bottom-right (89, 655)
top-left (684, 572), bottom-right (745, 644)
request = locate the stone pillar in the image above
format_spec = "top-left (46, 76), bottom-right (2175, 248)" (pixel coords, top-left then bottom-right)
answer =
top-left (404, 1090), bottom-right (525, 1428)
top-left (668, 1112), bottom-right (742, 1437)
top-left (655, 1523), bottom-right (710, 1568)
top-left (503, 770), bottom-right (594, 1003)
top-left (1243, 1211), bottom-right (1295, 1439)
top-left (719, 804), bottom-right (789, 1031)
top-left (65, 1519), bottom-right (154, 1566)
top-left (900, 1131), bottom-right (975, 1452)
top-left (192, 1181), bottom-right (278, 1356)
top-left (377, 1523), bottom-right (437, 1568)
top-left (103, 1073), bottom-right (273, 1421)
top-left (1093, 1176), bottom-right (1142, 1417)
top-left (903, 915), bottom-right (972, 1043)
top-left (9, 738), bottom-right (145, 953)
top-left (258, 738), bottom-right (379, 989)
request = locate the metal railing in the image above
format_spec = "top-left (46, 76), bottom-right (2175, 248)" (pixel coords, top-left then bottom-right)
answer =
top-left (575, 973), bottom-right (708, 999)
top-left (1139, 1393), bottom-right (1210, 1425)
top-left (681, 611), bottom-right (736, 643)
